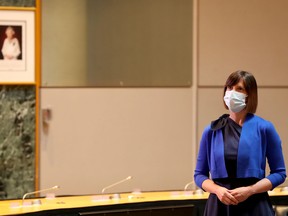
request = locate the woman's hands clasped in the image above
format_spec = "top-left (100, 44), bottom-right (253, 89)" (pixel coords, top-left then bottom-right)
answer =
top-left (215, 186), bottom-right (253, 205)
top-left (228, 186), bottom-right (253, 203)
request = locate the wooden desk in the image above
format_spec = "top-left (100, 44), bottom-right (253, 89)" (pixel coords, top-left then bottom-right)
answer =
top-left (0, 189), bottom-right (287, 216)
top-left (0, 191), bottom-right (208, 216)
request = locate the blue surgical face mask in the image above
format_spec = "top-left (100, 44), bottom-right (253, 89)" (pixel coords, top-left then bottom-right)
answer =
top-left (224, 90), bottom-right (247, 113)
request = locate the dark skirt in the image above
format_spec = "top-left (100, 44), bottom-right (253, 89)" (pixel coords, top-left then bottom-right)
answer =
top-left (204, 178), bottom-right (275, 216)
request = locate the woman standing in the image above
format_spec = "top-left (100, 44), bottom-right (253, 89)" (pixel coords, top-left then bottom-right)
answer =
top-left (194, 70), bottom-right (286, 215)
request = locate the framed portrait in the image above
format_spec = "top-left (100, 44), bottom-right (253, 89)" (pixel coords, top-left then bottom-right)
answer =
top-left (0, 9), bottom-right (35, 83)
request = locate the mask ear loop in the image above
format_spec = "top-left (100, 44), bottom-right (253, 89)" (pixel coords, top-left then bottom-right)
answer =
top-left (244, 94), bottom-right (248, 110)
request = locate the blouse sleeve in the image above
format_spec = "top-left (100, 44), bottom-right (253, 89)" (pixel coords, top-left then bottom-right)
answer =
top-left (265, 121), bottom-right (286, 189)
top-left (194, 126), bottom-right (211, 189)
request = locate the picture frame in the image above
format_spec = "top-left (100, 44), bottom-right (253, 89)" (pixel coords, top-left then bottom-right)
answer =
top-left (0, 9), bottom-right (35, 83)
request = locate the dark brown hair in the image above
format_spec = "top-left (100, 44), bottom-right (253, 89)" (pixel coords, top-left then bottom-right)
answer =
top-left (223, 70), bottom-right (258, 113)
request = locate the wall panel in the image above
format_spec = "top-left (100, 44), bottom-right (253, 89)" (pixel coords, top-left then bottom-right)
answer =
top-left (198, 0), bottom-right (288, 86)
top-left (40, 88), bottom-right (194, 195)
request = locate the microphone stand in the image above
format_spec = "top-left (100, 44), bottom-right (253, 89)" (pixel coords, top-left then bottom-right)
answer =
top-left (184, 181), bottom-right (194, 191)
top-left (22, 185), bottom-right (59, 206)
top-left (101, 176), bottom-right (132, 194)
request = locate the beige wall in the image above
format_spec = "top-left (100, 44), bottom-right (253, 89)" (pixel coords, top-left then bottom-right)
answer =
top-left (40, 88), bottom-right (194, 195)
top-left (41, 0), bottom-right (87, 86)
top-left (198, 0), bottom-right (288, 87)
top-left (40, 0), bottom-right (288, 196)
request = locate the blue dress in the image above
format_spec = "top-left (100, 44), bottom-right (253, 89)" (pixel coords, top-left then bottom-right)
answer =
top-left (203, 115), bottom-right (275, 216)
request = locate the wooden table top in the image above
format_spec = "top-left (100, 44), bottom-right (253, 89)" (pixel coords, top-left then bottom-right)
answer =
top-left (0, 188), bottom-right (287, 216)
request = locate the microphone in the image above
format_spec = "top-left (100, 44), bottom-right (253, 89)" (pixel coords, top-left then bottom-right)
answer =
top-left (184, 181), bottom-right (194, 191)
top-left (184, 181), bottom-right (204, 195)
top-left (22, 185), bottom-right (60, 205)
top-left (101, 176), bottom-right (132, 194)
